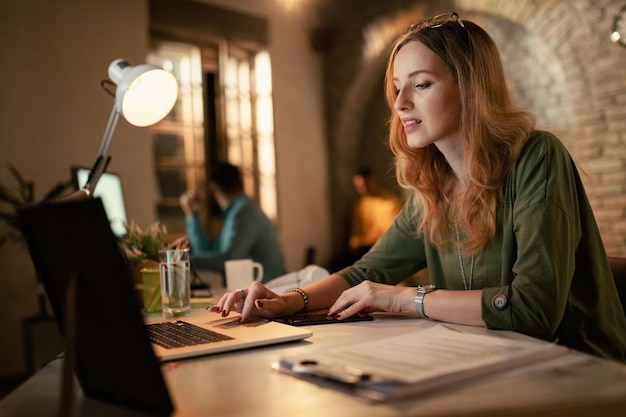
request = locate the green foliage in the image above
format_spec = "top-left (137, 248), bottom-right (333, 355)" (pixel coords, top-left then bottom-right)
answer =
top-left (0, 164), bottom-right (73, 246)
top-left (121, 220), bottom-right (169, 265)
top-left (120, 220), bottom-right (188, 267)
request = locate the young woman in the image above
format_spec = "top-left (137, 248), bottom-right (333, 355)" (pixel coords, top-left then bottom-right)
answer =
top-left (210, 12), bottom-right (626, 363)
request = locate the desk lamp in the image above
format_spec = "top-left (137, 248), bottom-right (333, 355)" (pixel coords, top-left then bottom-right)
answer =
top-left (56, 60), bottom-right (177, 414)
top-left (79, 59), bottom-right (178, 197)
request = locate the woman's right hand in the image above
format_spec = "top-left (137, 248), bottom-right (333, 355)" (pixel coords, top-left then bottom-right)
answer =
top-left (208, 281), bottom-right (293, 323)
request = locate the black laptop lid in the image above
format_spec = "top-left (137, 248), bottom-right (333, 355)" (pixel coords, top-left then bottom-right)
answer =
top-left (18, 198), bottom-right (174, 415)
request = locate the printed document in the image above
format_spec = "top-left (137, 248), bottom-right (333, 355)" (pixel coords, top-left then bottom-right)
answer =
top-left (276, 324), bottom-right (566, 400)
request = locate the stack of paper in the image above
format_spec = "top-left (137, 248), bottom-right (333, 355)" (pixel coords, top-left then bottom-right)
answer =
top-left (275, 325), bottom-right (566, 401)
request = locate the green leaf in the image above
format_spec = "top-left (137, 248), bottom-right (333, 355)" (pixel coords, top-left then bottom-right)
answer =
top-left (119, 220), bottom-right (187, 266)
top-left (0, 212), bottom-right (20, 227)
top-left (41, 180), bottom-right (73, 202)
top-left (0, 183), bottom-right (23, 206)
top-left (7, 164), bottom-right (33, 203)
top-left (0, 164), bottom-right (73, 247)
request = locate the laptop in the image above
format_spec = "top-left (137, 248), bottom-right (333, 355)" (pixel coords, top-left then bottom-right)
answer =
top-left (17, 197), bottom-right (312, 415)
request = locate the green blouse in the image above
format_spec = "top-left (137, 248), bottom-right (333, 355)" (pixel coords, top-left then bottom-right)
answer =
top-left (339, 131), bottom-right (626, 363)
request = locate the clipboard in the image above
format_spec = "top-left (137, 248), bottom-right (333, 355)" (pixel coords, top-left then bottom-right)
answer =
top-left (273, 325), bottom-right (567, 401)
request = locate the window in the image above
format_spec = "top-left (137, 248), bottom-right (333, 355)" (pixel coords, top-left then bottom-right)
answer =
top-left (148, 42), bottom-right (206, 234)
top-left (223, 47), bottom-right (277, 220)
top-left (147, 40), bottom-right (278, 234)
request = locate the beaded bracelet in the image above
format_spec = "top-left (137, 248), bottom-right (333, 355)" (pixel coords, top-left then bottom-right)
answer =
top-left (285, 287), bottom-right (309, 313)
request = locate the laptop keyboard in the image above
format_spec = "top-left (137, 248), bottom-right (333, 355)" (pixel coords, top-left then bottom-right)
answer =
top-left (146, 320), bottom-right (234, 349)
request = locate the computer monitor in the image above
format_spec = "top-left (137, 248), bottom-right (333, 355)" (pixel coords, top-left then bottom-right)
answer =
top-left (71, 167), bottom-right (128, 237)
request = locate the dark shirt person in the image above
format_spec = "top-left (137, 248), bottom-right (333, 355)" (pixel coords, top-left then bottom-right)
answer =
top-left (180, 162), bottom-right (286, 282)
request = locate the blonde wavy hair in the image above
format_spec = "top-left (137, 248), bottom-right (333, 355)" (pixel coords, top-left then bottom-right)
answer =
top-left (385, 16), bottom-right (535, 253)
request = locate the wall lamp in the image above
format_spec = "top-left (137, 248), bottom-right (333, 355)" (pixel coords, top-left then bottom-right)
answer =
top-left (611, 6), bottom-right (626, 47)
top-left (79, 59), bottom-right (178, 197)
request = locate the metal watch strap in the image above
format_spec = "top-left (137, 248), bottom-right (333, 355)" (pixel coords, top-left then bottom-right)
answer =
top-left (414, 285), bottom-right (436, 319)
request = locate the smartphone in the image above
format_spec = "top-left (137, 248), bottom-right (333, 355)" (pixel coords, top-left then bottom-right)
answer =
top-left (275, 313), bottom-right (373, 326)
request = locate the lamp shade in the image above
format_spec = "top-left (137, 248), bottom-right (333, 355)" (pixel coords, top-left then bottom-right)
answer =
top-left (108, 59), bottom-right (178, 127)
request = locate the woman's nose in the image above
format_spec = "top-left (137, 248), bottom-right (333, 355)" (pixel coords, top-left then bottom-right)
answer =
top-left (394, 88), bottom-right (413, 112)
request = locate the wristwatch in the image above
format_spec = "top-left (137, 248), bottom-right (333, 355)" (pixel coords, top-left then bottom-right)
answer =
top-left (414, 285), bottom-right (437, 319)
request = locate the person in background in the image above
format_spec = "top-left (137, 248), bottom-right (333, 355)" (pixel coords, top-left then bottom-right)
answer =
top-left (211, 12), bottom-right (626, 362)
top-left (331, 167), bottom-right (403, 271)
top-left (180, 162), bottom-right (286, 282)
top-left (349, 167), bottom-right (403, 256)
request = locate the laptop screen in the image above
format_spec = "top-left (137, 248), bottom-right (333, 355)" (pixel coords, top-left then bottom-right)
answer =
top-left (18, 198), bottom-right (174, 415)
top-left (71, 167), bottom-right (128, 237)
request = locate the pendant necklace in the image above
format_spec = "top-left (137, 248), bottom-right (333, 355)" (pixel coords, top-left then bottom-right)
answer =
top-left (455, 227), bottom-right (475, 290)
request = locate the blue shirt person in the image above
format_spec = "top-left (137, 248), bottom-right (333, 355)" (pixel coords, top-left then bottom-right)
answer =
top-left (180, 163), bottom-right (286, 282)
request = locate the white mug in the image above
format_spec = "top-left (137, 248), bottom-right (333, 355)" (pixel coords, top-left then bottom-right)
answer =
top-left (224, 259), bottom-right (264, 291)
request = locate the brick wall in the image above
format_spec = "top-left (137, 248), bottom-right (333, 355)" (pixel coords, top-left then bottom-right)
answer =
top-left (315, 0), bottom-right (626, 258)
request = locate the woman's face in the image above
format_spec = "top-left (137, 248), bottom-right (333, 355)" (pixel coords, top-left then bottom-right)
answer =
top-left (392, 40), bottom-right (462, 154)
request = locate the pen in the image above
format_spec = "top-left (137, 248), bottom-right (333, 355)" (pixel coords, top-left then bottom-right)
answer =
top-left (283, 359), bottom-right (371, 385)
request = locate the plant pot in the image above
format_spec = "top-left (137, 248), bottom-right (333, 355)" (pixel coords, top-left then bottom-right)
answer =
top-left (141, 268), bottom-right (162, 314)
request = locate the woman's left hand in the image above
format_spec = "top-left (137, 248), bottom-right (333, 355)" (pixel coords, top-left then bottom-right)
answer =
top-left (327, 281), bottom-right (415, 319)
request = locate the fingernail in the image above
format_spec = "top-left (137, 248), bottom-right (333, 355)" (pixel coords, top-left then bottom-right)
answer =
top-left (255, 300), bottom-right (263, 308)
top-left (235, 317), bottom-right (242, 325)
top-left (335, 313), bottom-right (341, 319)
top-left (221, 310), bottom-right (227, 317)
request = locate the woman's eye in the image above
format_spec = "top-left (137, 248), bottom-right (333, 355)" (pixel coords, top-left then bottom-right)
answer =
top-left (394, 89), bottom-right (400, 96)
top-left (416, 82), bottom-right (432, 90)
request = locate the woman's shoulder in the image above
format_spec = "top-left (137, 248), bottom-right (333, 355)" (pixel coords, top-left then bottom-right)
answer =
top-left (508, 130), bottom-right (578, 199)
top-left (521, 130), bottom-right (569, 156)
top-left (515, 130), bottom-right (572, 168)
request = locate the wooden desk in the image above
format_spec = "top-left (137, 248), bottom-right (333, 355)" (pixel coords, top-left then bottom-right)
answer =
top-left (1, 317), bottom-right (626, 417)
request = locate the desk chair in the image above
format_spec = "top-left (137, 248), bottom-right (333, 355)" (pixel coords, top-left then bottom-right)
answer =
top-left (608, 256), bottom-right (626, 316)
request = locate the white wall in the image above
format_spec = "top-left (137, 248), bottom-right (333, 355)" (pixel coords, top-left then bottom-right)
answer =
top-left (0, 0), bottom-right (330, 379)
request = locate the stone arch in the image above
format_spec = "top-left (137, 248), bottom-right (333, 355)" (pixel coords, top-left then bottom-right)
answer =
top-left (329, 0), bottom-right (626, 256)
top-left (334, 1), bottom-right (587, 175)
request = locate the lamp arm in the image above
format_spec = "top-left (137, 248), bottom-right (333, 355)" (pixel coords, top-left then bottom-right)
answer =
top-left (83, 155), bottom-right (111, 197)
top-left (65, 60), bottom-right (177, 202)
top-left (97, 105), bottom-right (121, 158)
top-left (84, 105), bottom-right (121, 195)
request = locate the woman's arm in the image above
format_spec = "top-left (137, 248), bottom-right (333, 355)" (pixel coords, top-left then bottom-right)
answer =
top-left (212, 273), bottom-right (351, 322)
top-left (424, 289), bottom-right (485, 326)
top-left (298, 273), bottom-right (352, 312)
top-left (326, 281), bottom-right (485, 327)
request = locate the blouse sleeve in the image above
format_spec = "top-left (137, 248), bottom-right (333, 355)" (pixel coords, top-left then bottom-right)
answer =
top-left (481, 132), bottom-right (583, 340)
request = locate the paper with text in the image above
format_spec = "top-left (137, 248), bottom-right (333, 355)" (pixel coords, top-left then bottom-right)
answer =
top-left (277, 324), bottom-right (566, 400)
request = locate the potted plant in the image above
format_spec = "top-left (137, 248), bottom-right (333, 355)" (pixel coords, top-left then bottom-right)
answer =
top-left (0, 164), bottom-right (73, 246)
top-left (0, 164), bottom-right (73, 316)
top-left (120, 220), bottom-right (188, 313)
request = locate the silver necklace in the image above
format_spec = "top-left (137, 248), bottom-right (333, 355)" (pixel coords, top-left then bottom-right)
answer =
top-left (455, 228), bottom-right (474, 290)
